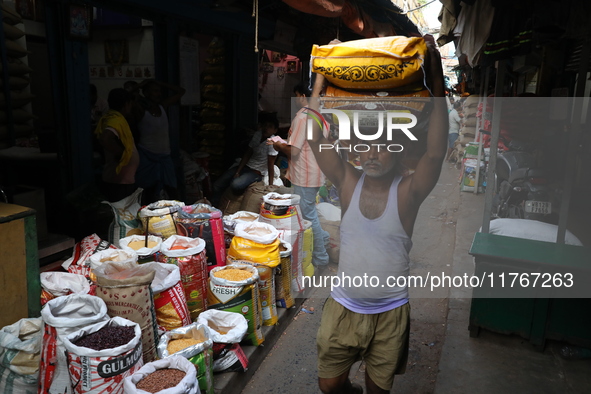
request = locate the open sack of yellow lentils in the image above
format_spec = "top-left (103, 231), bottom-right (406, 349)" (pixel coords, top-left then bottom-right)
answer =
top-left (1, 192), bottom-right (313, 394)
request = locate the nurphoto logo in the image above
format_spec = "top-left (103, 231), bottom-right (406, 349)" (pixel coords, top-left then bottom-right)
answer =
top-left (306, 108), bottom-right (418, 152)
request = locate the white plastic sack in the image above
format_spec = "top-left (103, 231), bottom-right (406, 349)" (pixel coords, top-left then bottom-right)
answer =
top-left (317, 202), bottom-right (341, 221)
top-left (119, 235), bottom-right (162, 258)
top-left (224, 211), bottom-right (260, 223)
top-left (89, 249), bottom-right (138, 276)
top-left (61, 234), bottom-right (117, 277)
top-left (123, 356), bottom-right (198, 394)
top-left (223, 211), bottom-right (260, 235)
top-left (262, 192), bottom-right (300, 206)
top-left (62, 317), bottom-right (143, 394)
top-left (487, 219), bottom-right (583, 246)
top-left (160, 235), bottom-right (206, 258)
top-left (197, 310), bottom-right (248, 344)
top-left (103, 188), bottom-right (143, 247)
top-left (39, 295), bottom-right (109, 394)
top-left (137, 263), bottom-right (191, 331)
top-left (141, 262), bottom-right (181, 295)
top-left (0, 317), bottom-right (42, 394)
top-left (40, 272), bottom-right (90, 297)
top-left (234, 222), bottom-right (279, 245)
top-left (262, 165), bottom-right (284, 186)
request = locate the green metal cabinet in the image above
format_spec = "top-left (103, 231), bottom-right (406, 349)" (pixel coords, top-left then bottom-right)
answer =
top-left (468, 232), bottom-right (591, 350)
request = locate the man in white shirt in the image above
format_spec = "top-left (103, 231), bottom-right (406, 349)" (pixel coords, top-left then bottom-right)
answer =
top-left (447, 101), bottom-right (463, 161)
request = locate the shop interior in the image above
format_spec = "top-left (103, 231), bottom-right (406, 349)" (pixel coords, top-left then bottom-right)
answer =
top-left (0, 2), bottom-right (311, 265)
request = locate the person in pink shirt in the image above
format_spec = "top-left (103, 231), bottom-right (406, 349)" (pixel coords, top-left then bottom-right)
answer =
top-left (270, 83), bottom-right (330, 270)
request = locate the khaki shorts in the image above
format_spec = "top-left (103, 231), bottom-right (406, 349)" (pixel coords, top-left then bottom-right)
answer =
top-left (317, 298), bottom-right (410, 390)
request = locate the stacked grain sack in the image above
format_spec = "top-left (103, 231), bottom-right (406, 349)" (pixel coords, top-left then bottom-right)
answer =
top-left (199, 37), bottom-right (226, 178)
top-left (458, 95), bottom-right (479, 146)
top-left (311, 36), bottom-right (431, 170)
top-left (310, 36), bottom-right (429, 259)
top-left (0, 4), bottom-right (35, 148)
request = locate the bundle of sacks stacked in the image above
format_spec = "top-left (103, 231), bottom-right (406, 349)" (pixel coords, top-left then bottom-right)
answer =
top-left (199, 37), bottom-right (227, 178)
top-left (311, 36), bottom-right (431, 169)
top-left (0, 4), bottom-right (35, 148)
top-left (458, 95), bottom-right (480, 147)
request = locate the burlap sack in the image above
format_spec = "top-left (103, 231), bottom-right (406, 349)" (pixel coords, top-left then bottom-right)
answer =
top-left (94, 264), bottom-right (158, 364)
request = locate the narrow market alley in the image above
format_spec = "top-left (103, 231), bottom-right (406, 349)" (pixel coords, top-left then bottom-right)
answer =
top-left (241, 162), bottom-right (462, 394)
top-left (240, 162), bottom-right (591, 394)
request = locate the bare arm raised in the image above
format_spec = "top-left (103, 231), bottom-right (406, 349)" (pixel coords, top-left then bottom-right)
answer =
top-left (400, 37), bottom-right (448, 209)
top-left (306, 74), bottom-right (348, 189)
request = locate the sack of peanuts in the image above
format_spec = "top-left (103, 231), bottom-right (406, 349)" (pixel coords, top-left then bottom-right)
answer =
top-left (142, 262), bottom-right (191, 331)
top-left (157, 236), bottom-right (209, 321)
top-left (62, 317), bottom-right (143, 394)
top-left (157, 323), bottom-right (214, 394)
top-left (123, 355), bottom-right (198, 394)
top-left (39, 294), bottom-right (109, 394)
top-left (197, 310), bottom-right (249, 373)
top-left (0, 317), bottom-right (42, 394)
top-left (258, 192), bottom-right (303, 232)
top-left (139, 200), bottom-right (185, 239)
top-left (93, 263), bottom-right (159, 364)
top-left (228, 222), bottom-right (280, 268)
top-left (88, 249), bottom-right (138, 282)
top-left (62, 234), bottom-right (117, 278)
top-left (177, 204), bottom-right (226, 271)
top-left (208, 265), bottom-right (264, 346)
top-left (235, 261), bottom-right (277, 326)
top-left (103, 188), bottom-right (143, 247)
top-left (275, 240), bottom-right (294, 308)
top-left (40, 272), bottom-right (92, 306)
top-left (119, 235), bottom-right (162, 263)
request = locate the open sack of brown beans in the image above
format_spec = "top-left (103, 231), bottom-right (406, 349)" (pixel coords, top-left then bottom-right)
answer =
top-left (123, 355), bottom-right (198, 394)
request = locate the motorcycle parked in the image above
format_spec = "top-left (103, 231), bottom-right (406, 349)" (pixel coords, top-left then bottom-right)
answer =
top-left (492, 140), bottom-right (554, 222)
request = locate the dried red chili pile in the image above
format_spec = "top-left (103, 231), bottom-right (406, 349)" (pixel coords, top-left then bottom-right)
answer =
top-left (136, 368), bottom-right (186, 392)
top-left (73, 325), bottom-right (135, 350)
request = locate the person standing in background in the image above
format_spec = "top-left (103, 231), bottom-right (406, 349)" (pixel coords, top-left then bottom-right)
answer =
top-left (133, 79), bottom-right (185, 204)
top-left (94, 88), bottom-right (139, 202)
top-left (269, 82), bottom-right (330, 272)
top-left (90, 84), bottom-right (109, 130)
top-left (447, 101), bottom-right (463, 161)
top-left (123, 80), bottom-right (143, 143)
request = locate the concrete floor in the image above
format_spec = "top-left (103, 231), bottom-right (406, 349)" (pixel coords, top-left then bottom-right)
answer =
top-left (237, 163), bottom-right (591, 394)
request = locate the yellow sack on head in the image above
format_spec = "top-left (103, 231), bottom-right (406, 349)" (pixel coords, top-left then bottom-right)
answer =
top-left (311, 36), bottom-right (427, 90)
top-left (228, 222), bottom-right (280, 268)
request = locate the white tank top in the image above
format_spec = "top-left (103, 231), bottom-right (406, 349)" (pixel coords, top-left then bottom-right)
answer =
top-left (137, 105), bottom-right (170, 154)
top-left (331, 173), bottom-right (412, 312)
